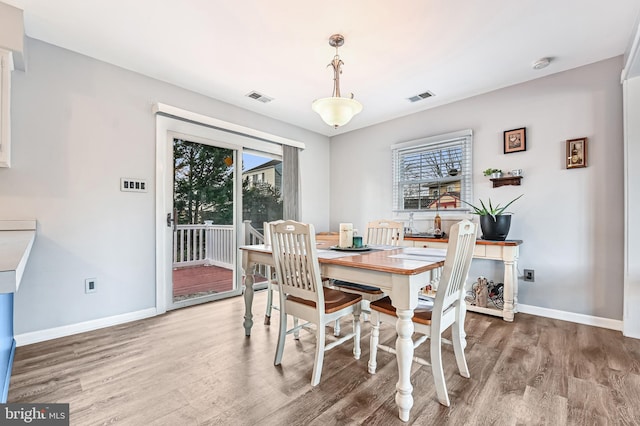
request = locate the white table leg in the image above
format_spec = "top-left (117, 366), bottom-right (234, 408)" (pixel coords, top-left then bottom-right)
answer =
top-left (511, 254), bottom-right (519, 314)
top-left (502, 259), bottom-right (515, 322)
top-left (395, 308), bottom-right (414, 422)
top-left (243, 261), bottom-right (255, 336)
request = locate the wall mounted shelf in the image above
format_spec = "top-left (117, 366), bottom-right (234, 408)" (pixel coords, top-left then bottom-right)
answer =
top-left (490, 176), bottom-right (522, 188)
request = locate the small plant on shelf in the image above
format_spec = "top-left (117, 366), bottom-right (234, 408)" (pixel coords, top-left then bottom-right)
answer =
top-left (483, 168), bottom-right (502, 177)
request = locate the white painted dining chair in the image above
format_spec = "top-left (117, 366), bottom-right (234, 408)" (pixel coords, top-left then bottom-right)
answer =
top-left (270, 220), bottom-right (362, 386)
top-left (264, 220), bottom-right (301, 338)
top-left (263, 221), bottom-right (280, 325)
top-left (332, 220), bottom-right (404, 333)
top-left (364, 219), bottom-right (404, 246)
top-left (368, 219), bottom-right (477, 407)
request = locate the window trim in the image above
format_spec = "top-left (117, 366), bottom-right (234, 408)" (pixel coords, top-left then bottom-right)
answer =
top-left (391, 129), bottom-right (473, 213)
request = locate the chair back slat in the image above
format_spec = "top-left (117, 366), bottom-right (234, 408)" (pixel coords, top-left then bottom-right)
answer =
top-left (434, 220), bottom-right (477, 313)
top-left (365, 220), bottom-right (404, 246)
top-left (270, 220), bottom-right (323, 305)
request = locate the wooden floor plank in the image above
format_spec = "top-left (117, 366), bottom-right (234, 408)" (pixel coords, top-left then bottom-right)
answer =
top-left (172, 265), bottom-right (234, 296)
top-left (8, 290), bottom-right (640, 425)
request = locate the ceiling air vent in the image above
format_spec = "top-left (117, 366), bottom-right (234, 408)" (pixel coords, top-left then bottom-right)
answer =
top-left (246, 91), bottom-right (274, 104)
top-left (407, 90), bottom-right (435, 103)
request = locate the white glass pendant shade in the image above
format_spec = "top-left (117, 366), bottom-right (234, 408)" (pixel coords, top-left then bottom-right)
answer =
top-left (312, 96), bottom-right (363, 128)
top-left (312, 34), bottom-right (363, 129)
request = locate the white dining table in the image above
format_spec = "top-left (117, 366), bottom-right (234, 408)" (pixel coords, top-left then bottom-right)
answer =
top-left (239, 241), bottom-right (447, 422)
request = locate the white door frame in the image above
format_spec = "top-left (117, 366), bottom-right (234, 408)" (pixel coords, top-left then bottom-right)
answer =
top-left (154, 111), bottom-right (297, 314)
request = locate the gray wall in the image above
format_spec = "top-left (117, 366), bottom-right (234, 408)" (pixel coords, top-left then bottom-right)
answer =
top-left (329, 57), bottom-right (625, 320)
top-left (0, 38), bottom-right (330, 334)
top-left (624, 75), bottom-right (640, 337)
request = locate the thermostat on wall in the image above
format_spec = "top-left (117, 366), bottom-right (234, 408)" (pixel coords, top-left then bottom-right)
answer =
top-left (120, 178), bottom-right (147, 193)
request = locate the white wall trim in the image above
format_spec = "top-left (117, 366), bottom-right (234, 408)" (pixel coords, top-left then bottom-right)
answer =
top-left (518, 304), bottom-right (623, 332)
top-left (152, 103), bottom-right (306, 149)
top-left (622, 13), bottom-right (640, 81)
top-left (14, 308), bottom-right (157, 346)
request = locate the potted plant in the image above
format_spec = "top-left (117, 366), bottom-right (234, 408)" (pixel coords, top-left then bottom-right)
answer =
top-left (461, 194), bottom-right (523, 240)
top-left (483, 168), bottom-right (503, 178)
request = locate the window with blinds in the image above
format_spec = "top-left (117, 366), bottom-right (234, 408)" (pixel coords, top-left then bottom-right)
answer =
top-left (392, 130), bottom-right (472, 212)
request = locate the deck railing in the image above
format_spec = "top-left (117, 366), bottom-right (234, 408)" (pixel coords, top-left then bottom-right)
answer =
top-left (173, 223), bottom-right (235, 269)
top-left (173, 221), bottom-right (268, 275)
top-left (243, 220), bottom-right (268, 278)
top-left (244, 220), bottom-right (266, 245)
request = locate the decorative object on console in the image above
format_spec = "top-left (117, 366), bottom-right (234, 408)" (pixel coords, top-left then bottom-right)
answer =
top-left (433, 212), bottom-right (442, 236)
top-left (434, 187), bottom-right (442, 235)
top-left (311, 34), bottom-right (363, 129)
top-left (466, 278), bottom-right (504, 309)
top-left (503, 127), bottom-right (526, 154)
top-left (474, 277), bottom-right (489, 308)
top-left (566, 137), bottom-right (587, 169)
top-left (461, 195), bottom-right (523, 241)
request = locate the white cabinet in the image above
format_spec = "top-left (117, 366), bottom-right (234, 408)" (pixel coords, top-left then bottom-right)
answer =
top-left (0, 48), bottom-right (12, 168)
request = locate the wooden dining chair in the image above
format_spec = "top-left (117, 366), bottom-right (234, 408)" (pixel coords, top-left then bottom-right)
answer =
top-left (368, 219), bottom-right (477, 407)
top-left (331, 220), bottom-right (403, 333)
top-left (270, 220), bottom-right (362, 386)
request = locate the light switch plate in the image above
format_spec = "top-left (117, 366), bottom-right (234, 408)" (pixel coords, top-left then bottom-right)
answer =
top-left (85, 278), bottom-right (97, 293)
top-left (120, 178), bottom-right (147, 192)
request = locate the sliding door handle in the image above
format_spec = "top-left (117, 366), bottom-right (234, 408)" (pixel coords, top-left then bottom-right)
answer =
top-left (167, 212), bottom-right (177, 231)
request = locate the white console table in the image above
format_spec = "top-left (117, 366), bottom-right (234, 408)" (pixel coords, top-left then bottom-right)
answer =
top-left (404, 236), bottom-right (522, 321)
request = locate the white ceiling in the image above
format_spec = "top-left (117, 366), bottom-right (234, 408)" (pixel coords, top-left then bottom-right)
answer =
top-left (4, 0), bottom-right (640, 136)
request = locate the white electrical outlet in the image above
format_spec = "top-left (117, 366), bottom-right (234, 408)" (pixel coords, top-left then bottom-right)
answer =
top-left (85, 278), bottom-right (97, 293)
top-left (120, 178), bottom-right (147, 192)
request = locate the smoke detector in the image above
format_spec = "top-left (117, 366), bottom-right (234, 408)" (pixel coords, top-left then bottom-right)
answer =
top-left (532, 57), bottom-right (551, 70)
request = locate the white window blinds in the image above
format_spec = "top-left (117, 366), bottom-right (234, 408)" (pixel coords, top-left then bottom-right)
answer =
top-left (392, 130), bottom-right (473, 212)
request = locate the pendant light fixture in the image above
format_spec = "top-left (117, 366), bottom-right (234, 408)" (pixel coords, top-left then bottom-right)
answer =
top-left (312, 34), bottom-right (363, 128)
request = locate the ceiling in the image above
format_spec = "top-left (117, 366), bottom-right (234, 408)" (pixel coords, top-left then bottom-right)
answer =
top-left (4, 0), bottom-right (640, 137)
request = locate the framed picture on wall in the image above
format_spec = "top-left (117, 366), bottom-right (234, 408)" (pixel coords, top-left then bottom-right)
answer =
top-left (566, 137), bottom-right (587, 169)
top-left (504, 127), bottom-right (526, 154)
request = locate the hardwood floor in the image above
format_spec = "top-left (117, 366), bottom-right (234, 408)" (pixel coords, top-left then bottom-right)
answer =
top-left (8, 291), bottom-right (640, 425)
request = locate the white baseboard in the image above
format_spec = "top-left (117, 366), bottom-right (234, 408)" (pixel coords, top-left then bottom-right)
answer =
top-left (12, 302), bottom-right (627, 347)
top-left (14, 308), bottom-right (158, 347)
top-left (518, 304), bottom-right (623, 331)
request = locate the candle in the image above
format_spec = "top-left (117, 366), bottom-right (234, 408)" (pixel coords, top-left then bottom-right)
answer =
top-left (339, 223), bottom-right (353, 248)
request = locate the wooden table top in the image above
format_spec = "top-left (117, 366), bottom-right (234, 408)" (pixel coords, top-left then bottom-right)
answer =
top-left (240, 240), bottom-right (445, 276)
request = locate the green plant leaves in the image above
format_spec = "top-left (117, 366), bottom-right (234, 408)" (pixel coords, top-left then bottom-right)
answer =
top-left (461, 194), bottom-right (523, 217)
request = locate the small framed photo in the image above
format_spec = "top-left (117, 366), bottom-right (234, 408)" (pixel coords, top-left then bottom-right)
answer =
top-left (504, 127), bottom-right (526, 154)
top-left (566, 137), bottom-right (587, 169)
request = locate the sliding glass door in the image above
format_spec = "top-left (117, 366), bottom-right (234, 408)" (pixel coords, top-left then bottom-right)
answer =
top-left (171, 137), bottom-right (238, 309)
top-left (155, 110), bottom-right (301, 314)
